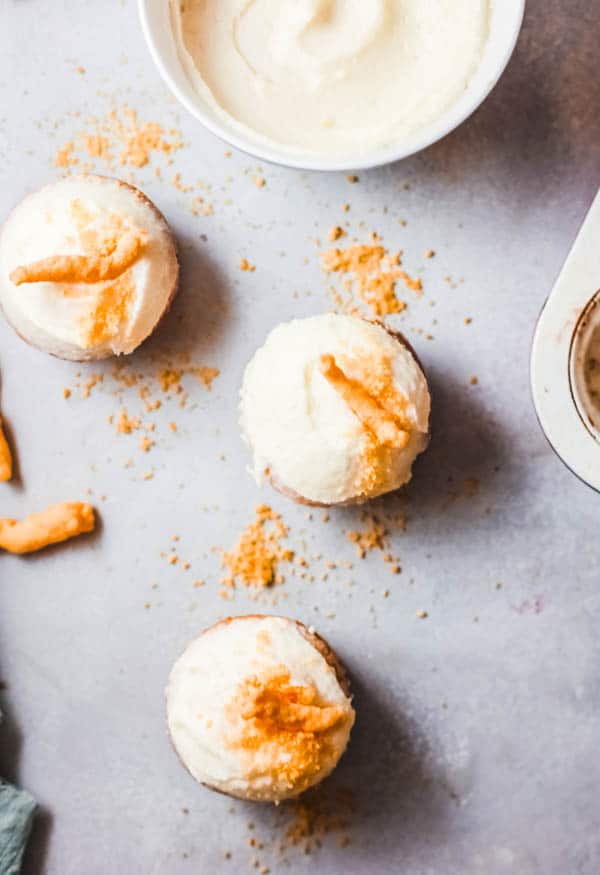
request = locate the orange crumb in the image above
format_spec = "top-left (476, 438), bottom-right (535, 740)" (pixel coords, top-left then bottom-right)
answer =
top-left (254, 177), bottom-right (266, 188)
top-left (416, 610), bottom-right (428, 619)
top-left (63, 388), bottom-right (71, 399)
top-left (470, 376), bottom-right (479, 386)
top-left (116, 408), bottom-right (141, 435)
top-left (82, 134), bottom-right (111, 161)
top-left (424, 249), bottom-right (435, 259)
top-left (139, 436), bottom-right (154, 453)
top-left (167, 553), bottom-right (178, 565)
top-left (192, 366), bottom-right (219, 389)
top-left (347, 514), bottom-right (387, 559)
top-left (346, 175), bottom-right (359, 184)
top-left (277, 787), bottom-right (356, 855)
top-left (320, 243), bottom-right (414, 316)
top-left (220, 505), bottom-right (293, 589)
top-left (53, 106), bottom-right (183, 173)
top-left (158, 368), bottom-right (182, 392)
top-left (171, 172), bottom-right (194, 193)
top-left (169, 421), bottom-right (177, 432)
top-left (328, 226), bottom-right (345, 242)
top-left (240, 258), bottom-right (256, 272)
top-left (54, 142), bottom-right (78, 168)
top-left (81, 374), bottom-right (103, 399)
top-left (191, 197), bottom-right (214, 216)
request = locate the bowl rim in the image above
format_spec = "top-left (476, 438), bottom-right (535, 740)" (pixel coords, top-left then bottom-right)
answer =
top-left (138, 0), bottom-right (526, 172)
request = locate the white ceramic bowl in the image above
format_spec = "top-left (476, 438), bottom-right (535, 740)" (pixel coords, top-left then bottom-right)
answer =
top-left (139, 0), bottom-right (525, 172)
top-left (531, 189), bottom-right (600, 492)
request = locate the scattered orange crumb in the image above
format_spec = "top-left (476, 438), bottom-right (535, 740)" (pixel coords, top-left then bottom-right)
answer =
top-left (54, 142), bottom-right (78, 168)
top-left (81, 373), bottom-right (104, 399)
top-left (260, 787), bottom-right (356, 858)
top-left (167, 553), bottom-right (178, 565)
top-left (346, 175), bottom-right (359, 184)
top-left (139, 436), bottom-right (154, 453)
top-left (63, 388), bottom-right (72, 399)
top-left (193, 579), bottom-right (205, 588)
top-left (470, 376), bottom-right (479, 386)
top-left (53, 106), bottom-right (183, 173)
top-left (321, 241), bottom-right (422, 316)
top-left (116, 408), bottom-right (141, 434)
top-left (254, 177), bottom-right (266, 188)
top-left (81, 134), bottom-right (111, 161)
top-left (347, 513), bottom-right (387, 559)
top-left (220, 505), bottom-right (293, 590)
top-left (464, 317), bottom-right (472, 325)
top-left (191, 197), bottom-right (214, 216)
top-left (328, 226), bottom-right (345, 242)
top-left (416, 610), bottom-right (428, 619)
top-left (240, 258), bottom-right (256, 272)
top-left (193, 366), bottom-right (220, 389)
top-left (143, 472), bottom-right (154, 481)
top-left (172, 172), bottom-right (194, 193)
top-left (424, 249), bottom-right (435, 259)
top-left (169, 421), bottom-right (177, 432)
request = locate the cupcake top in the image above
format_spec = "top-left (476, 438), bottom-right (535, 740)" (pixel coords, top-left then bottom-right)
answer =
top-left (167, 615), bottom-right (355, 802)
top-left (0, 175), bottom-right (178, 360)
top-left (240, 313), bottom-right (430, 504)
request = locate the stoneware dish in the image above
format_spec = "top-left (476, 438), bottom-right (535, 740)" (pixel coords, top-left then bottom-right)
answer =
top-left (531, 189), bottom-right (600, 491)
top-left (138, 0), bottom-right (526, 172)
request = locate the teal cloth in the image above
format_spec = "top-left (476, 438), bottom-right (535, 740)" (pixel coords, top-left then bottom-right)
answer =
top-left (0, 781), bottom-right (36, 875)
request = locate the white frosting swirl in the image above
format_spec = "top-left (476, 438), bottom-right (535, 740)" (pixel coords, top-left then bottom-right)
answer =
top-left (240, 314), bottom-right (431, 505)
top-left (171, 0), bottom-right (490, 156)
top-left (0, 176), bottom-right (178, 360)
top-left (167, 616), bottom-right (354, 802)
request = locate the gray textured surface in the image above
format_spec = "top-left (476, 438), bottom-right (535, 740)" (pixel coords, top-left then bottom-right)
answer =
top-left (0, 1), bottom-right (599, 873)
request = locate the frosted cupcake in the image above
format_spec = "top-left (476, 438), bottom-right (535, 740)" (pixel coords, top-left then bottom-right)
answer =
top-left (240, 313), bottom-right (430, 506)
top-left (167, 615), bottom-right (355, 802)
top-left (0, 175), bottom-right (178, 360)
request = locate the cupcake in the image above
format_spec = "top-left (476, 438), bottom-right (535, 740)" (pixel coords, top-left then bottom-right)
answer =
top-left (240, 313), bottom-right (430, 506)
top-left (167, 615), bottom-right (355, 802)
top-left (0, 175), bottom-right (178, 360)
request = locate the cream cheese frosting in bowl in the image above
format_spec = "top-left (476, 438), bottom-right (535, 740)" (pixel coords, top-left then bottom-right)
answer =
top-left (240, 313), bottom-right (431, 506)
top-left (167, 615), bottom-right (355, 802)
top-left (0, 175), bottom-right (179, 361)
top-left (139, 0), bottom-right (525, 170)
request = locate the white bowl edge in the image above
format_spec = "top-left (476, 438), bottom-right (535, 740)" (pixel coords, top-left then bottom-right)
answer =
top-left (138, 0), bottom-right (526, 172)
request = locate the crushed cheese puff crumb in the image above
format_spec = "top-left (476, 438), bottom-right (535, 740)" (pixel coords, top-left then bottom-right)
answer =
top-left (220, 505), bottom-right (293, 589)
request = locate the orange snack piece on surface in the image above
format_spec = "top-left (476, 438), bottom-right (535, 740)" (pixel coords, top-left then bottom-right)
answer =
top-left (0, 417), bottom-right (12, 482)
top-left (0, 502), bottom-right (95, 554)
